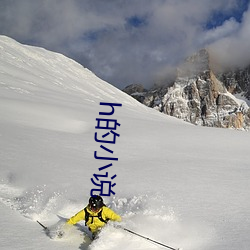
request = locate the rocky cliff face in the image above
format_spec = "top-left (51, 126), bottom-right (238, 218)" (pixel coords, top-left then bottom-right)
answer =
top-left (217, 66), bottom-right (250, 99)
top-left (123, 49), bottom-right (250, 130)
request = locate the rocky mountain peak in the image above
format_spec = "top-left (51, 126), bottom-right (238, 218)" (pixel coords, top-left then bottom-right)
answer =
top-left (177, 49), bottom-right (210, 78)
top-left (123, 49), bottom-right (250, 130)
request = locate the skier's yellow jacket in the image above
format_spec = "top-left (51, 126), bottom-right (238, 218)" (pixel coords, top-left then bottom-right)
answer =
top-left (67, 206), bottom-right (121, 233)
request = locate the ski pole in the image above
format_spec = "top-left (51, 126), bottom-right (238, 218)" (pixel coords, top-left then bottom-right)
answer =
top-left (37, 220), bottom-right (48, 231)
top-left (122, 227), bottom-right (180, 250)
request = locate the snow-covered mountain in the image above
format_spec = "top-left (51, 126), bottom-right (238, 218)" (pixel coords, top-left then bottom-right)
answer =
top-left (0, 36), bottom-right (250, 250)
top-left (124, 49), bottom-right (250, 130)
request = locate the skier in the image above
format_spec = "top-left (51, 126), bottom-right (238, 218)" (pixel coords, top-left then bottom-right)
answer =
top-left (66, 196), bottom-right (121, 239)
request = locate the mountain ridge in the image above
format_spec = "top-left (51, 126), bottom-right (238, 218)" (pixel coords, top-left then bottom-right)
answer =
top-left (123, 49), bottom-right (250, 130)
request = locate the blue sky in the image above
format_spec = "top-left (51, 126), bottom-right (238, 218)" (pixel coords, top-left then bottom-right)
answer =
top-left (0, 0), bottom-right (249, 89)
top-left (206, 0), bottom-right (249, 28)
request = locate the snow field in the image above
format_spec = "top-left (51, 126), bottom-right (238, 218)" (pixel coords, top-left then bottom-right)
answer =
top-left (0, 36), bottom-right (250, 250)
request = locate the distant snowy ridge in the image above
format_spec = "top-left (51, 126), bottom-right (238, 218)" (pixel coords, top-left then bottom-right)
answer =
top-left (0, 35), bottom-right (152, 133)
top-left (0, 35), bottom-right (144, 108)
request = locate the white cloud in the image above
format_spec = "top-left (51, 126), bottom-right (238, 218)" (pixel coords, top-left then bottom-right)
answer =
top-left (0, 0), bottom-right (249, 88)
top-left (200, 18), bottom-right (240, 45)
top-left (209, 5), bottom-right (250, 68)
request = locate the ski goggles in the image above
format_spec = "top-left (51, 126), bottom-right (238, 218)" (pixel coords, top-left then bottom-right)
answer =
top-left (90, 205), bottom-right (101, 212)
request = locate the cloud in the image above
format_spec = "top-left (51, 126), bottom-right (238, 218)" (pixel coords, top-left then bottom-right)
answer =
top-left (209, 4), bottom-right (250, 69)
top-left (0, 0), bottom-right (249, 88)
top-left (200, 18), bottom-right (240, 45)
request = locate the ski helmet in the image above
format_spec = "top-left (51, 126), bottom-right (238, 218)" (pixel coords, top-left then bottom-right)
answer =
top-left (89, 196), bottom-right (104, 211)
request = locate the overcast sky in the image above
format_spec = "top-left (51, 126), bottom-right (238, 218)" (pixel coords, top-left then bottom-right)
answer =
top-left (0, 0), bottom-right (249, 89)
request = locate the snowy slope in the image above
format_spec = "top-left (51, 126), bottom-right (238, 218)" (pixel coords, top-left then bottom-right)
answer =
top-left (0, 36), bottom-right (250, 250)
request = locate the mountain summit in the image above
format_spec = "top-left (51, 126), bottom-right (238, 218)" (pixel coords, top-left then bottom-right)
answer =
top-left (124, 49), bottom-right (250, 130)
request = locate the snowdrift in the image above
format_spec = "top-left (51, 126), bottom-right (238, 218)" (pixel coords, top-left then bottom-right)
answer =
top-left (0, 36), bottom-right (250, 250)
